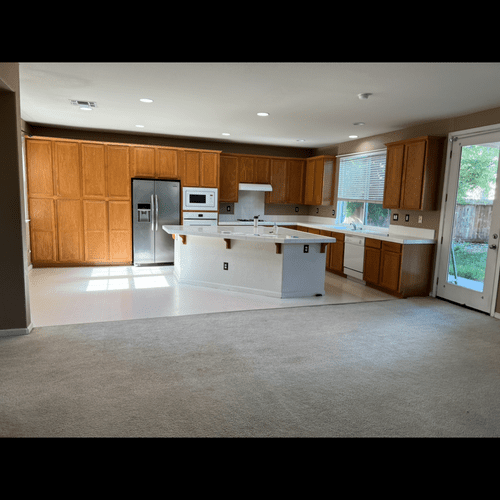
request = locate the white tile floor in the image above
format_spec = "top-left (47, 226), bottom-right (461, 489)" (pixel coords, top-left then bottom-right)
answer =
top-left (28, 265), bottom-right (396, 327)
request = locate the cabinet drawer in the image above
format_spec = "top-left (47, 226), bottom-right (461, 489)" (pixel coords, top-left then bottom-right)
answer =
top-left (365, 237), bottom-right (381, 249)
top-left (382, 241), bottom-right (402, 253)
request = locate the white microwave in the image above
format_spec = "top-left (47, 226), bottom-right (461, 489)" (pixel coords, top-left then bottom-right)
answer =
top-left (182, 187), bottom-right (218, 211)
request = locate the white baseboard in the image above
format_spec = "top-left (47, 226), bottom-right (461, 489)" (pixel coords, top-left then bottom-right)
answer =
top-left (0, 323), bottom-right (33, 337)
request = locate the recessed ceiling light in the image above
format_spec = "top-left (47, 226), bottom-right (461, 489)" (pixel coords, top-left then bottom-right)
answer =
top-left (349, 135), bottom-right (358, 139)
top-left (222, 133), bottom-right (230, 136)
top-left (140, 98), bottom-right (154, 103)
top-left (257, 112), bottom-right (269, 116)
top-left (80, 106), bottom-right (92, 111)
top-left (136, 125), bottom-right (145, 128)
top-left (353, 122), bottom-right (365, 126)
top-left (297, 139), bottom-right (305, 142)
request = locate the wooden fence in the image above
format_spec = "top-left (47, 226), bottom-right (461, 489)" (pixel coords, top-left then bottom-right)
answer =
top-left (453, 204), bottom-right (493, 242)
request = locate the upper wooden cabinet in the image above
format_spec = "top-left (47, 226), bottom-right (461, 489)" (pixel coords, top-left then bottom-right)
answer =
top-left (26, 139), bottom-right (54, 197)
top-left (383, 136), bottom-right (444, 211)
top-left (219, 155), bottom-right (239, 202)
top-left (303, 156), bottom-right (335, 205)
top-left (180, 150), bottom-right (220, 188)
top-left (54, 141), bottom-right (80, 198)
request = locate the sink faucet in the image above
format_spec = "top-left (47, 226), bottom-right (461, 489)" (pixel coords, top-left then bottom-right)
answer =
top-left (350, 222), bottom-right (357, 230)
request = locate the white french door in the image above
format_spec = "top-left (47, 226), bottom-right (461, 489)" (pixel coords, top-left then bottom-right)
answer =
top-left (436, 129), bottom-right (500, 314)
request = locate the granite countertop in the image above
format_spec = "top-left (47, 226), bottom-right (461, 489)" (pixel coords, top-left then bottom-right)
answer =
top-left (162, 224), bottom-right (336, 245)
top-left (218, 220), bottom-right (436, 245)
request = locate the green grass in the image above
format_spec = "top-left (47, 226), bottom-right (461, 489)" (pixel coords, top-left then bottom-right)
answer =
top-left (448, 242), bottom-right (488, 282)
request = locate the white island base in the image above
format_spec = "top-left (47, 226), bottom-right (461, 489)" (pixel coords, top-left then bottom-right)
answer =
top-left (163, 226), bottom-right (336, 298)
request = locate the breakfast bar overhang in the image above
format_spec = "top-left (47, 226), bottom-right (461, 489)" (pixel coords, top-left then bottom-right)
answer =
top-left (162, 225), bottom-right (336, 298)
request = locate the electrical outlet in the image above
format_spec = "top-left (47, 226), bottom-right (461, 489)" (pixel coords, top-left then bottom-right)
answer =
top-left (295, 206), bottom-right (299, 212)
top-left (332, 209), bottom-right (335, 217)
top-left (303, 245), bottom-right (309, 253)
top-left (393, 214), bottom-right (399, 221)
top-left (418, 216), bottom-right (423, 223)
top-left (223, 262), bottom-right (228, 270)
top-left (226, 205), bottom-right (231, 212)
top-left (405, 214), bottom-right (410, 222)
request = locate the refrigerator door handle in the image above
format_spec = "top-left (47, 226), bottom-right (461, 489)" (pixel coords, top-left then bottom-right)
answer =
top-left (155, 195), bottom-right (159, 231)
top-left (151, 194), bottom-right (154, 231)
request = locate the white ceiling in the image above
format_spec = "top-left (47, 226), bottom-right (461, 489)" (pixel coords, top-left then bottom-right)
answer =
top-left (18, 62), bottom-right (500, 149)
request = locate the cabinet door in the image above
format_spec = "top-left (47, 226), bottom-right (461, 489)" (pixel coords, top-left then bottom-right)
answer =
top-left (364, 247), bottom-right (381, 284)
top-left (183, 151), bottom-right (200, 186)
top-left (200, 152), bottom-right (219, 187)
top-left (106, 145), bottom-right (130, 199)
top-left (286, 159), bottom-right (305, 204)
top-left (267, 159), bottom-right (287, 204)
top-left (83, 200), bottom-right (109, 262)
top-left (329, 232), bottom-right (344, 273)
top-left (26, 139), bottom-right (54, 197)
top-left (312, 158), bottom-right (325, 205)
top-left (254, 157), bottom-right (270, 183)
top-left (401, 139), bottom-right (427, 210)
top-left (156, 148), bottom-right (178, 179)
top-left (109, 200), bottom-right (132, 262)
top-left (239, 156), bottom-right (254, 183)
top-left (56, 199), bottom-right (83, 262)
top-left (131, 146), bottom-right (155, 178)
top-left (383, 144), bottom-right (405, 209)
top-left (54, 141), bottom-right (80, 198)
top-left (219, 155), bottom-right (239, 202)
top-left (303, 159), bottom-right (315, 205)
top-left (29, 198), bottom-right (57, 263)
top-left (379, 247), bottom-right (402, 292)
top-left (82, 143), bottom-right (106, 198)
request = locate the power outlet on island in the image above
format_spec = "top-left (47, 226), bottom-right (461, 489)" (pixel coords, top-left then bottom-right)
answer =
top-left (303, 245), bottom-right (309, 253)
top-left (223, 262), bottom-right (228, 270)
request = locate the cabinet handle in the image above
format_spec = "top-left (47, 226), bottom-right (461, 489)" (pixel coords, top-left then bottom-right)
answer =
top-left (490, 244), bottom-right (497, 250)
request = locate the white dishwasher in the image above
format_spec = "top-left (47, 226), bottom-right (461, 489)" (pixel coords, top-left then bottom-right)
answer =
top-left (343, 234), bottom-right (365, 281)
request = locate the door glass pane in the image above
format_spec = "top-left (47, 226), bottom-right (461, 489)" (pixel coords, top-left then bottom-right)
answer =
top-left (447, 143), bottom-right (499, 291)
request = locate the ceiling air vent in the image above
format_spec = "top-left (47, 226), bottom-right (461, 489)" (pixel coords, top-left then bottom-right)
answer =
top-left (70, 100), bottom-right (97, 109)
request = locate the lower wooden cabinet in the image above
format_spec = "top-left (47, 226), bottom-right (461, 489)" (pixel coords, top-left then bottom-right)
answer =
top-left (363, 237), bottom-right (435, 297)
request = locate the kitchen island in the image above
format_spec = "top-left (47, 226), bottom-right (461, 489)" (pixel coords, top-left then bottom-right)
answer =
top-left (162, 225), bottom-right (336, 298)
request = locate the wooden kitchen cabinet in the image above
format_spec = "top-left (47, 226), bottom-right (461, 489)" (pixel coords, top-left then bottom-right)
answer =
top-left (82, 143), bottom-right (106, 198)
top-left (267, 159), bottom-right (287, 204)
top-left (56, 198), bottom-right (83, 263)
top-left (320, 229), bottom-right (345, 275)
top-left (286, 159), bottom-right (305, 204)
top-left (108, 200), bottom-right (132, 263)
top-left (219, 155), bottom-right (239, 202)
top-left (156, 148), bottom-right (179, 180)
top-left (54, 141), bottom-right (81, 198)
top-left (26, 139), bottom-right (54, 197)
top-left (106, 145), bottom-right (130, 199)
top-left (383, 136), bottom-right (444, 211)
top-left (28, 197), bottom-right (57, 263)
top-left (363, 237), bottom-right (435, 297)
top-left (83, 200), bottom-right (109, 262)
top-left (131, 146), bottom-right (156, 178)
top-left (180, 150), bottom-right (220, 188)
top-left (363, 238), bottom-right (381, 285)
top-left (303, 156), bottom-right (335, 206)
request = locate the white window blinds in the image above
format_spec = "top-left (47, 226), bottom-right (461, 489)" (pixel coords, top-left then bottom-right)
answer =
top-left (337, 150), bottom-right (387, 202)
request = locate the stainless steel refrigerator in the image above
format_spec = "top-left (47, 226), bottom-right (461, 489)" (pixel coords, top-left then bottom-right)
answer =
top-left (132, 179), bottom-right (180, 265)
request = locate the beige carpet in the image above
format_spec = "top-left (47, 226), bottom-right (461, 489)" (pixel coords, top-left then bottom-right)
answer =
top-left (1, 297), bottom-right (500, 437)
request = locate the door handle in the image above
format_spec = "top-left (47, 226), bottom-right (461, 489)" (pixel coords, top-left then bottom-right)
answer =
top-left (151, 195), bottom-right (154, 232)
top-left (155, 195), bottom-right (158, 231)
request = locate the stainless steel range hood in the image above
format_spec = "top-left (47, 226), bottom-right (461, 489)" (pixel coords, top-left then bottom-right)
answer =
top-left (238, 183), bottom-right (273, 192)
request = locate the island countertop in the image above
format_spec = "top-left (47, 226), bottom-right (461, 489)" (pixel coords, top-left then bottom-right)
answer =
top-left (162, 224), bottom-right (337, 244)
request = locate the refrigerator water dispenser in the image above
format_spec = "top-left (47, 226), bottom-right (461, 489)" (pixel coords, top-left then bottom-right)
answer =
top-left (137, 203), bottom-right (151, 223)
